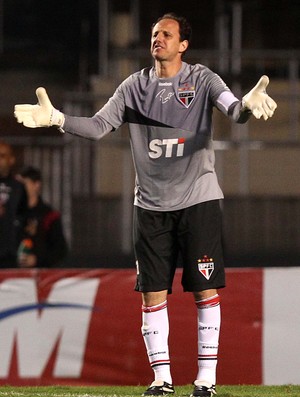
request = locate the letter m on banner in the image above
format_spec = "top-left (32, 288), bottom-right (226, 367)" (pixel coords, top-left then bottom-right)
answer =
top-left (0, 276), bottom-right (100, 379)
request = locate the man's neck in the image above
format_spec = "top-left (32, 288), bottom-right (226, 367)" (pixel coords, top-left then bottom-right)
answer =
top-left (155, 60), bottom-right (183, 78)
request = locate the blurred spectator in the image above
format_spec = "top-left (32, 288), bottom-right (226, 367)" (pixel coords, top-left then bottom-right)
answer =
top-left (17, 166), bottom-right (68, 268)
top-left (0, 140), bottom-right (28, 267)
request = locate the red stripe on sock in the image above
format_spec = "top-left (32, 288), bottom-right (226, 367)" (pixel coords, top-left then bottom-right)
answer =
top-left (196, 295), bottom-right (220, 309)
top-left (142, 301), bottom-right (167, 313)
top-left (150, 359), bottom-right (170, 367)
top-left (198, 354), bottom-right (218, 360)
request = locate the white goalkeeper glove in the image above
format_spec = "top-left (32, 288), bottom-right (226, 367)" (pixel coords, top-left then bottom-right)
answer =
top-left (242, 75), bottom-right (277, 120)
top-left (14, 87), bottom-right (65, 130)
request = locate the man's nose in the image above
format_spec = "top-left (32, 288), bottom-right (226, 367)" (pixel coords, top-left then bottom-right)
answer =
top-left (155, 32), bottom-right (164, 41)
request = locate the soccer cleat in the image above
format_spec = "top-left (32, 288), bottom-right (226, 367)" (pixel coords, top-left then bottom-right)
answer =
top-left (143, 380), bottom-right (175, 396)
top-left (190, 381), bottom-right (216, 397)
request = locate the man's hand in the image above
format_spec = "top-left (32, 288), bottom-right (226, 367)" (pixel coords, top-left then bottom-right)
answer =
top-left (14, 87), bottom-right (64, 128)
top-left (242, 75), bottom-right (277, 120)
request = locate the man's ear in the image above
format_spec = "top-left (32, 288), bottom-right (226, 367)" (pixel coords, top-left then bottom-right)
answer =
top-left (179, 40), bottom-right (189, 54)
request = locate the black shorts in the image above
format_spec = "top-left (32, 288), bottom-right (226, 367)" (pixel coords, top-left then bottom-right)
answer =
top-left (133, 200), bottom-right (225, 293)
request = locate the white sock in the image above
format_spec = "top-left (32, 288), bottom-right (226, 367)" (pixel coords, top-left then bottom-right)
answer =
top-left (195, 294), bottom-right (221, 385)
top-left (141, 300), bottom-right (172, 384)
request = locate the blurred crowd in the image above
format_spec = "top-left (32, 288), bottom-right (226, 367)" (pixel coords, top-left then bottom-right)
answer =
top-left (0, 140), bottom-right (68, 268)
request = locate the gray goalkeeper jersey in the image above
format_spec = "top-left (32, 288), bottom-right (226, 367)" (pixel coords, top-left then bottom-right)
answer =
top-left (64, 62), bottom-right (242, 211)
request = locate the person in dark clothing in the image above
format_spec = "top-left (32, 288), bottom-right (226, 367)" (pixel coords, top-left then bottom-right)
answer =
top-left (0, 140), bottom-right (27, 267)
top-left (17, 166), bottom-right (68, 267)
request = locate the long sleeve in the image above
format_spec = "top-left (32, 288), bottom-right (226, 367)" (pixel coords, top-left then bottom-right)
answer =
top-left (63, 81), bottom-right (127, 140)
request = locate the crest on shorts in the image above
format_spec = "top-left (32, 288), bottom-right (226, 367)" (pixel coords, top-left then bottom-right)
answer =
top-left (198, 255), bottom-right (214, 280)
top-left (178, 84), bottom-right (195, 108)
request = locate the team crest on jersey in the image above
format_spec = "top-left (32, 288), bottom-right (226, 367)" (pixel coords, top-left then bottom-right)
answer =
top-left (178, 84), bottom-right (195, 108)
top-left (197, 255), bottom-right (214, 280)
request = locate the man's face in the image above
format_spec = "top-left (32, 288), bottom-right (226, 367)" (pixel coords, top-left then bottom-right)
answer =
top-left (21, 177), bottom-right (41, 199)
top-left (151, 18), bottom-right (187, 62)
top-left (0, 144), bottom-right (15, 177)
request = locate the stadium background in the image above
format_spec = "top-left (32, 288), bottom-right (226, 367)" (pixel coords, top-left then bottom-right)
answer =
top-left (0, 0), bottom-right (299, 268)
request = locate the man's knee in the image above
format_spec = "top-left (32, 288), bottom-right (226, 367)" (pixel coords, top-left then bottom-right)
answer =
top-left (193, 289), bottom-right (218, 301)
top-left (142, 290), bottom-right (168, 306)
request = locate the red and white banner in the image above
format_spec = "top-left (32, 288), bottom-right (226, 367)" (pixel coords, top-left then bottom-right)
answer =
top-left (0, 267), bottom-right (299, 386)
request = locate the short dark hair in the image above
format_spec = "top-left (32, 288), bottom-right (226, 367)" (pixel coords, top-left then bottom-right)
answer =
top-left (20, 166), bottom-right (41, 181)
top-left (152, 13), bottom-right (192, 44)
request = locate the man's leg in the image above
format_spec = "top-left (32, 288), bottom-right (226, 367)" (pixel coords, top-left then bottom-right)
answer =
top-left (192, 289), bottom-right (220, 397)
top-left (142, 290), bottom-right (174, 395)
top-left (133, 206), bottom-right (177, 395)
top-left (178, 201), bottom-right (224, 396)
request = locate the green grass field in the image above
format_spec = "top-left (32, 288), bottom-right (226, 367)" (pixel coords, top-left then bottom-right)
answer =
top-left (0, 385), bottom-right (299, 397)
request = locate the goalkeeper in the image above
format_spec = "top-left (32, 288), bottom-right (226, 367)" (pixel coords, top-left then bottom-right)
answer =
top-left (15, 12), bottom-right (277, 397)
